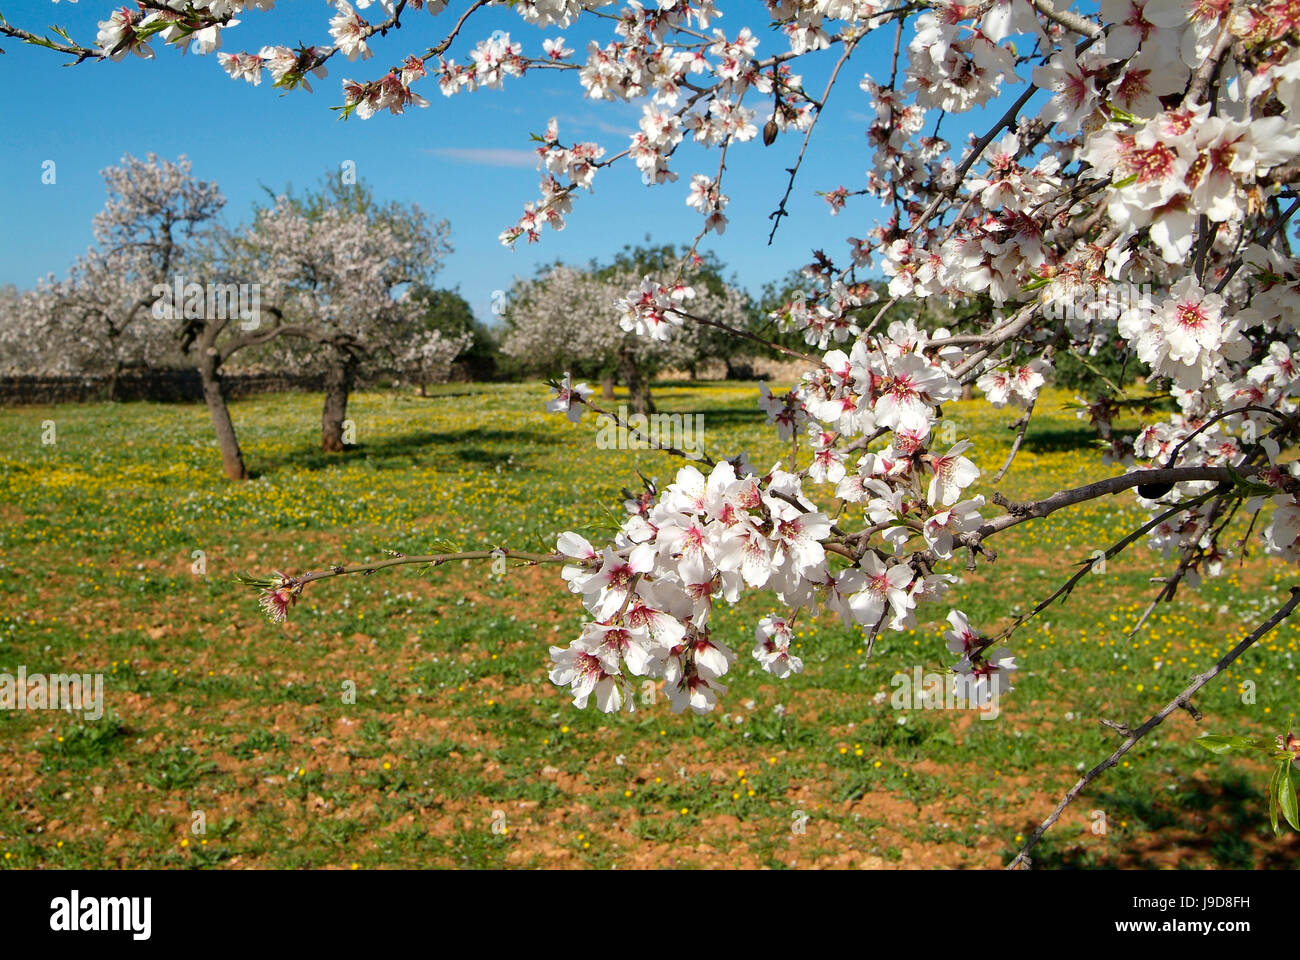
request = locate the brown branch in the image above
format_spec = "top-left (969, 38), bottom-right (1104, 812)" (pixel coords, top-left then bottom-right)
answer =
top-left (767, 35), bottom-right (861, 244)
top-left (1008, 585), bottom-right (1300, 869)
top-left (575, 393), bottom-right (715, 466)
top-left (986, 489), bottom-right (1220, 645)
top-left (428, 0), bottom-right (491, 58)
top-left (671, 307), bottom-right (828, 368)
top-left (973, 464), bottom-right (1258, 542)
top-left (0, 17), bottom-right (104, 62)
top-left (1028, 0), bottom-right (1103, 38)
top-left (991, 396), bottom-right (1037, 484)
top-left (1214, 197), bottom-right (1300, 293)
top-left (293, 548), bottom-right (566, 587)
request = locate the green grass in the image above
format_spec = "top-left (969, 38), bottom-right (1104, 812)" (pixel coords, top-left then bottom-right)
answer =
top-left (0, 380), bottom-right (1296, 868)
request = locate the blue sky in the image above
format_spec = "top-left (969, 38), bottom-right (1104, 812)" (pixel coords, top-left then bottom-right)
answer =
top-left (0, 2), bottom-right (1002, 321)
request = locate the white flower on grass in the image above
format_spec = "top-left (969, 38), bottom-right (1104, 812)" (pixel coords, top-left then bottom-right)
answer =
top-left (944, 609), bottom-right (982, 660)
top-left (873, 352), bottom-right (960, 434)
top-left (690, 635), bottom-right (735, 681)
top-left (1263, 495), bottom-right (1300, 561)
top-left (766, 503), bottom-right (832, 580)
top-left (582, 546), bottom-right (652, 620)
top-left (957, 649), bottom-right (1017, 706)
top-left (579, 621), bottom-right (658, 676)
top-left (945, 610), bottom-right (1016, 706)
top-left (557, 531), bottom-right (598, 594)
top-left (666, 673), bottom-right (727, 714)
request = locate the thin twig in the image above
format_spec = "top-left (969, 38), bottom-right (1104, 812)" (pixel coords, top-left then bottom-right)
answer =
top-left (1008, 586), bottom-right (1300, 869)
top-left (293, 548), bottom-right (567, 586)
top-left (767, 36), bottom-right (861, 243)
top-left (992, 396), bottom-right (1037, 484)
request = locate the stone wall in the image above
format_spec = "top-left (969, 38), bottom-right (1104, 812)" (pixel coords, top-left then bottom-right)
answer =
top-left (0, 370), bottom-right (327, 405)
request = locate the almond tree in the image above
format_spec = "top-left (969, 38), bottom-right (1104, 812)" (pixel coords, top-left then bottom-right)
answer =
top-left (501, 257), bottom-right (750, 414)
top-left (406, 285), bottom-right (493, 388)
top-left (10, 0), bottom-right (1300, 863)
top-left (26, 152), bottom-right (271, 479)
top-left (399, 327), bottom-right (474, 394)
top-left (236, 177), bottom-right (453, 451)
top-left (0, 282), bottom-right (69, 377)
top-left (8, 154), bottom-right (224, 395)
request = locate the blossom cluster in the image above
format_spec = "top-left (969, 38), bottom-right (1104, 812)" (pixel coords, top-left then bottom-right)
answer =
top-left (543, 312), bottom-right (1022, 712)
top-left (39, 0), bottom-right (1300, 717)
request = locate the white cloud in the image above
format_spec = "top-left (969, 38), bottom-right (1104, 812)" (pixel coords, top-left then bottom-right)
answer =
top-left (424, 147), bottom-right (537, 168)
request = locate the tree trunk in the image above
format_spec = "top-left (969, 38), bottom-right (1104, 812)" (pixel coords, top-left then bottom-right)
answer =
top-left (198, 350), bottom-right (248, 481)
top-left (618, 351), bottom-right (655, 416)
top-left (725, 356), bottom-right (755, 380)
top-left (601, 377), bottom-right (615, 400)
top-left (321, 353), bottom-right (357, 452)
top-left (961, 383), bottom-right (975, 401)
top-left (105, 330), bottom-right (121, 402)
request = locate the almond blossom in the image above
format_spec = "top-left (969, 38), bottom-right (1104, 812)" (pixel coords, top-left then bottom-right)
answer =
top-left (23, 0), bottom-right (1300, 857)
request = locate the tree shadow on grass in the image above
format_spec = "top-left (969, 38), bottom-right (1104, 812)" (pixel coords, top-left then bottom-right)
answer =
top-left (268, 427), bottom-right (560, 474)
top-left (1019, 425), bottom-right (1104, 455)
top-left (1024, 771), bottom-right (1298, 869)
top-left (682, 407), bottom-right (767, 426)
top-left (403, 389), bottom-right (485, 402)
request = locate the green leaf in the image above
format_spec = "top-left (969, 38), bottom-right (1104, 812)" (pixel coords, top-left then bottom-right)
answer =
top-left (1226, 466), bottom-right (1276, 497)
top-left (427, 537), bottom-right (463, 556)
top-left (234, 572), bottom-right (279, 588)
top-left (1268, 763), bottom-right (1283, 835)
top-left (1193, 733), bottom-right (1271, 755)
top-left (23, 33), bottom-right (61, 51)
top-left (1280, 766), bottom-right (1299, 831)
top-left (1106, 103), bottom-right (1139, 125)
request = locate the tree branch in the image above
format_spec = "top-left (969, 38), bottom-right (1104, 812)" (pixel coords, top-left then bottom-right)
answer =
top-left (1008, 585), bottom-right (1300, 869)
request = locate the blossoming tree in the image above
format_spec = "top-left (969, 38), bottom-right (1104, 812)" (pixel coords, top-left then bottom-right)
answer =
top-left (9, 0), bottom-right (1300, 863)
top-left (0, 155), bottom-right (222, 394)
top-left (0, 283), bottom-right (75, 378)
top-left (501, 253), bottom-right (751, 413)
top-left (230, 177), bottom-right (455, 451)
top-left (402, 286), bottom-right (485, 390)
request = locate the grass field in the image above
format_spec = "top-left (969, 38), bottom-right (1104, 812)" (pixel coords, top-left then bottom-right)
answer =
top-left (1, 381), bottom-right (1297, 869)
